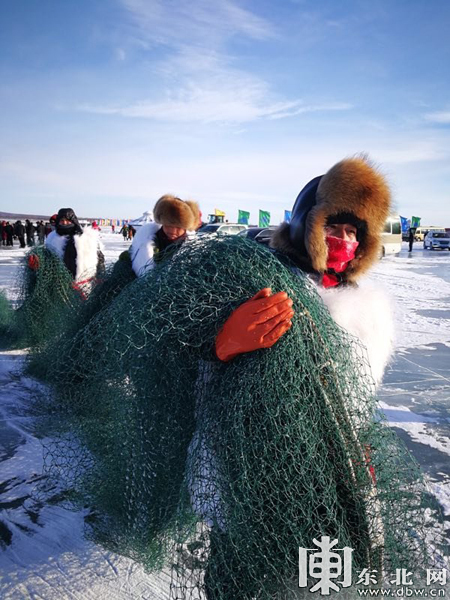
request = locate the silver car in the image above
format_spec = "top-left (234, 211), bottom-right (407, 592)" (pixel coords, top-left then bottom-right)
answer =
top-left (423, 231), bottom-right (450, 250)
top-left (197, 223), bottom-right (247, 236)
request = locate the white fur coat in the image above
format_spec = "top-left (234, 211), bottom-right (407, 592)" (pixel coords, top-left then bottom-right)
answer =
top-left (129, 222), bottom-right (162, 277)
top-left (317, 283), bottom-right (394, 387)
top-left (130, 223), bottom-right (196, 277)
top-left (45, 228), bottom-right (103, 282)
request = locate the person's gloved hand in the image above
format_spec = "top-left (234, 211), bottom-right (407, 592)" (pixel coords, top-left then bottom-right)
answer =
top-left (215, 288), bottom-right (294, 362)
top-left (28, 254), bottom-right (40, 271)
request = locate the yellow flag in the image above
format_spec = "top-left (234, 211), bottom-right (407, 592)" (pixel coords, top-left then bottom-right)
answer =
top-left (214, 208), bottom-right (226, 216)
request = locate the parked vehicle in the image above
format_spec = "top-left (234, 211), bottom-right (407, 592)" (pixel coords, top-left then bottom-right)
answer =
top-left (414, 226), bottom-right (445, 241)
top-left (237, 226), bottom-right (277, 244)
top-left (381, 214), bottom-right (402, 257)
top-left (207, 214), bottom-right (226, 224)
top-left (423, 231), bottom-right (450, 250)
top-left (197, 223), bottom-right (247, 236)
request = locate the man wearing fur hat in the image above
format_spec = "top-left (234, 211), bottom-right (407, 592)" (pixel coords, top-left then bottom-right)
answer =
top-left (130, 194), bottom-right (201, 277)
top-left (215, 155), bottom-right (394, 387)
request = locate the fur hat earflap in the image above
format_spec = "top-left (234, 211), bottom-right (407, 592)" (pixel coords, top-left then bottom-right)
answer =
top-left (153, 195), bottom-right (200, 230)
top-left (271, 156), bottom-right (391, 282)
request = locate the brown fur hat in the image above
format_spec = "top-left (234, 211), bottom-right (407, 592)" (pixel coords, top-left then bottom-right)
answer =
top-left (153, 195), bottom-right (200, 230)
top-left (271, 156), bottom-right (391, 283)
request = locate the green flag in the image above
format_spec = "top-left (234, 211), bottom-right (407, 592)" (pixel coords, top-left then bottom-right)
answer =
top-left (259, 210), bottom-right (270, 228)
top-left (411, 216), bottom-right (421, 228)
top-left (238, 210), bottom-right (250, 225)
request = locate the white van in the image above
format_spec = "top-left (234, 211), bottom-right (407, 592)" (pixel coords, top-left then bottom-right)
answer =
top-left (381, 215), bottom-right (402, 257)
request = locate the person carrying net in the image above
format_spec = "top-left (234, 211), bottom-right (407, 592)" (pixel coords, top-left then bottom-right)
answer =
top-left (1, 208), bottom-right (105, 350)
top-left (194, 156), bottom-right (401, 598)
top-left (129, 194), bottom-right (201, 277)
top-left (216, 155), bottom-right (393, 384)
top-left (44, 208), bottom-right (105, 295)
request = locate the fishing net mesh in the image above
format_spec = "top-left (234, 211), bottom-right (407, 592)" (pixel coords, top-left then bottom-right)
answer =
top-left (0, 242), bottom-right (135, 357)
top-left (35, 236), bottom-right (446, 597)
top-left (27, 249), bottom-right (136, 377)
top-left (0, 246), bottom-right (81, 350)
top-left (0, 289), bottom-right (15, 342)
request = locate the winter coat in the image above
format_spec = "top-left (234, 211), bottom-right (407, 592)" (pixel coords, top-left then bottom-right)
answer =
top-left (46, 228), bottom-right (104, 282)
top-left (272, 242), bottom-right (393, 388)
top-left (37, 223), bottom-right (46, 241)
top-left (129, 222), bottom-right (195, 277)
top-left (5, 225), bottom-right (14, 241)
top-left (14, 222), bottom-right (25, 237)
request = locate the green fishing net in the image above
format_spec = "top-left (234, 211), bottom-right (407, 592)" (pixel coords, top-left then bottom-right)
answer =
top-left (0, 243), bottom-right (134, 357)
top-left (0, 289), bottom-right (16, 347)
top-left (36, 236), bottom-right (447, 597)
top-left (0, 246), bottom-right (81, 350)
top-left (27, 250), bottom-right (136, 379)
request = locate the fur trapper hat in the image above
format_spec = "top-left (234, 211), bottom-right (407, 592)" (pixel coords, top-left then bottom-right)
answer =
top-left (56, 208), bottom-right (83, 235)
top-left (270, 156), bottom-right (391, 283)
top-left (153, 195), bottom-right (200, 230)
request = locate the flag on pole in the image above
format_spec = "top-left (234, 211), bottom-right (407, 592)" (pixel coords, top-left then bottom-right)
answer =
top-left (284, 210), bottom-right (292, 223)
top-left (259, 210), bottom-right (270, 228)
top-left (411, 216), bottom-right (421, 228)
top-left (214, 209), bottom-right (226, 217)
top-left (238, 210), bottom-right (250, 225)
top-left (400, 216), bottom-right (409, 234)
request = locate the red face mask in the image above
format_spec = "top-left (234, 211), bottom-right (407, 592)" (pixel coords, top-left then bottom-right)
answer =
top-left (322, 235), bottom-right (359, 288)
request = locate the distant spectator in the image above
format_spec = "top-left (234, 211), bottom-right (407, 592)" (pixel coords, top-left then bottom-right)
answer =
top-left (25, 219), bottom-right (35, 246)
top-left (5, 222), bottom-right (14, 246)
top-left (111, 224), bottom-right (115, 233)
top-left (0, 221), bottom-right (5, 246)
top-left (120, 224), bottom-right (128, 241)
top-left (127, 225), bottom-right (136, 240)
top-left (14, 220), bottom-right (26, 248)
top-left (37, 221), bottom-right (46, 244)
top-left (408, 227), bottom-right (415, 252)
top-left (45, 214), bottom-right (57, 237)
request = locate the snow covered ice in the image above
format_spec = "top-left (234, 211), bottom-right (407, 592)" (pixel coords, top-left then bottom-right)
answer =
top-left (0, 234), bottom-right (449, 598)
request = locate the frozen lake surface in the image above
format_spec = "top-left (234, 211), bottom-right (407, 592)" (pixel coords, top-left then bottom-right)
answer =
top-left (0, 234), bottom-right (449, 598)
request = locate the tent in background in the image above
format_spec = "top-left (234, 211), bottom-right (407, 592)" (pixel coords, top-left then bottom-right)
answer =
top-left (128, 211), bottom-right (153, 228)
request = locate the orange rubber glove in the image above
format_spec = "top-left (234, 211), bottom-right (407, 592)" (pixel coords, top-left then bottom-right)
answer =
top-left (28, 254), bottom-right (40, 271)
top-left (215, 288), bottom-right (294, 362)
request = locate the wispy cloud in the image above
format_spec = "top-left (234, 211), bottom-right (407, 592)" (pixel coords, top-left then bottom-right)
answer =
top-left (424, 111), bottom-right (450, 124)
top-left (120, 0), bottom-right (276, 48)
top-left (78, 78), bottom-right (351, 124)
top-left (91, 2), bottom-right (351, 125)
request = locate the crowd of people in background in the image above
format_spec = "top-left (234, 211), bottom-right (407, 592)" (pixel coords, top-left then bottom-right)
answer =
top-left (0, 217), bottom-right (58, 248)
top-left (0, 216), bottom-right (137, 249)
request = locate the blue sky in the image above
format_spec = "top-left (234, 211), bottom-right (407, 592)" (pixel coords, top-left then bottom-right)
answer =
top-left (1, 0), bottom-right (450, 224)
